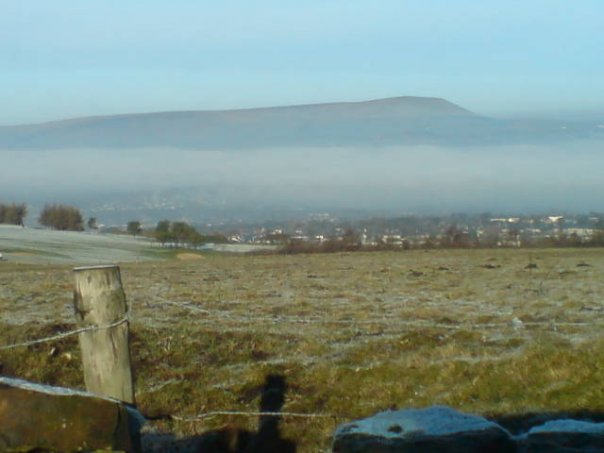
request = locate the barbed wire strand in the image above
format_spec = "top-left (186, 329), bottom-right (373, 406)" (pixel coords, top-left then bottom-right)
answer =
top-left (0, 317), bottom-right (129, 351)
top-left (170, 410), bottom-right (339, 422)
top-left (2, 297), bottom-right (599, 351)
top-left (2, 298), bottom-right (599, 427)
top-left (159, 300), bottom-right (601, 329)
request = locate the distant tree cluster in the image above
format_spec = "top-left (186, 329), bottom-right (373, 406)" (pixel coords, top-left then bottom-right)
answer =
top-left (154, 220), bottom-right (227, 247)
top-left (87, 217), bottom-right (98, 230)
top-left (127, 221), bottom-right (142, 237)
top-left (0, 203), bottom-right (27, 225)
top-left (39, 204), bottom-right (84, 231)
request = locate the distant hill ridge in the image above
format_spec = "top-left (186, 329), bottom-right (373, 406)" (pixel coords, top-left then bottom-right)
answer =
top-left (6, 96), bottom-right (475, 124)
top-left (0, 96), bottom-right (601, 149)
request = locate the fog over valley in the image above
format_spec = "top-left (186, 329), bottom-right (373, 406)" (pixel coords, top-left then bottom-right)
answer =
top-left (2, 97), bottom-right (603, 224)
top-left (3, 141), bottom-right (604, 224)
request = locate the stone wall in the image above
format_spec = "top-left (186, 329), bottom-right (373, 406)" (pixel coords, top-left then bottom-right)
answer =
top-left (333, 406), bottom-right (604, 453)
top-left (3, 377), bottom-right (602, 452)
top-left (0, 376), bottom-right (143, 453)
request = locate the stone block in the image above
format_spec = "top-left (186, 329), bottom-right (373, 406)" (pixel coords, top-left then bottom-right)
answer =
top-left (332, 406), bottom-right (515, 453)
top-left (0, 376), bottom-right (143, 452)
top-left (519, 419), bottom-right (604, 453)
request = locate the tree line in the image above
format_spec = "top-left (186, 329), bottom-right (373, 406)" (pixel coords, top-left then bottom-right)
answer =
top-left (38, 204), bottom-right (84, 231)
top-left (4, 201), bottom-right (604, 250)
top-left (1, 202), bottom-right (86, 230)
top-left (0, 203), bottom-right (27, 225)
top-left (153, 220), bottom-right (228, 247)
top-left (1, 200), bottom-right (228, 245)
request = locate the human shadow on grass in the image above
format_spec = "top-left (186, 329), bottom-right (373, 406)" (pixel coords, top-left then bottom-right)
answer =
top-left (143, 373), bottom-right (297, 453)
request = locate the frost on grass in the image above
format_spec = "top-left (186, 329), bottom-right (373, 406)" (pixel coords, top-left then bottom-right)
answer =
top-left (527, 419), bottom-right (604, 435)
top-left (0, 224), bottom-right (154, 264)
top-left (335, 406), bottom-right (508, 439)
top-left (2, 248), bottom-right (604, 451)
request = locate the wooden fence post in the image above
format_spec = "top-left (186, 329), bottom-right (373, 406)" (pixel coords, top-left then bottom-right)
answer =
top-left (73, 265), bottom-right (135, 404)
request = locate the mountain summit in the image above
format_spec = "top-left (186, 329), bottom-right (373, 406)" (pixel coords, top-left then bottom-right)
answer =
top-left (0, 97), bottom-right (600, 149)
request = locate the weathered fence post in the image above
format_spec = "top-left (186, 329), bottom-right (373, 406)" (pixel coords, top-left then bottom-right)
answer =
top-left (73, 265), bottom-right (135, 404)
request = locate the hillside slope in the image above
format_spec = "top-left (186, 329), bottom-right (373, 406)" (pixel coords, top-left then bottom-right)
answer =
top-left (0, 225), bottom-right (155, 264)
top-left (2, 96), bottom-right (599, 150)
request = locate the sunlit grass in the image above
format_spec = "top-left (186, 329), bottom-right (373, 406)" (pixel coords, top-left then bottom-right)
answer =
top-left (1, 248), bottom-right (603, 451)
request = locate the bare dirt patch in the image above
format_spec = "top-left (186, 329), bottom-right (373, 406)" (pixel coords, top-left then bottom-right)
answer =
top-left (176, 252), bottom-right (205, 261)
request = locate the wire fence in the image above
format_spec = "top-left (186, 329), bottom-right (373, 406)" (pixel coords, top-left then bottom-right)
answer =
top-left (170, 411), bottom-right (340, 422)
top-left (2, 295), bottom-right (603, 427)
top-left (0, 316), bottom-right (129, 351)
top-left (161, 299), bottom-right (601, 330)
top-left (2, 297), bottom-right (602, 351)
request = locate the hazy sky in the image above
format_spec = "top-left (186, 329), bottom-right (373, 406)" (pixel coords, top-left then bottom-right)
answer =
top-left (2, 0), bottom-right (604, 124)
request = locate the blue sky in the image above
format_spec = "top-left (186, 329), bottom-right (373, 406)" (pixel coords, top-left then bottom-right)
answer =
top-left (2, 0), bottom-right (603, 124)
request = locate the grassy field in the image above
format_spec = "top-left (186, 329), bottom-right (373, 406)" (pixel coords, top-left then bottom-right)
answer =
top-left (0, 224), bottom-right (157, 264)
top-left (1, 248), bottom-right (604, 451)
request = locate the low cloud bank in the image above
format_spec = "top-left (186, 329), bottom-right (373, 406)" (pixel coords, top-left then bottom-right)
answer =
top-left (2, 142), bottom-right (603, 214)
